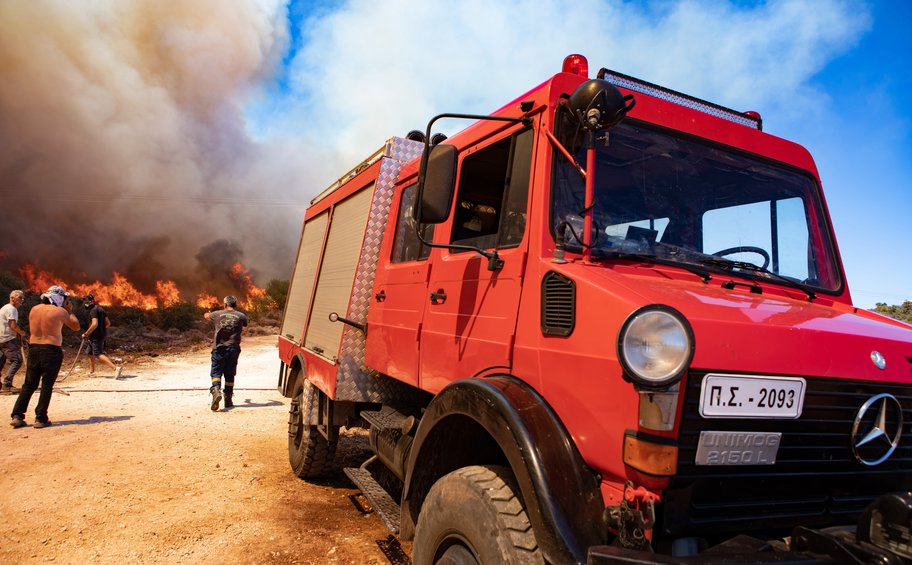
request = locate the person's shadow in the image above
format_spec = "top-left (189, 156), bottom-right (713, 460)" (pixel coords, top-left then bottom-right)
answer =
top-left (227, 399), bottom-right (284, 410)
top-left (50, 415), bottom-right (134, 427)
top-left (113, 374), bottom-right (139, 380)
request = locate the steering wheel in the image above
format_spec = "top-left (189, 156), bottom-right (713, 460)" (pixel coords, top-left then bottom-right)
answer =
top-left (712, 246), bottom-right (770, 269)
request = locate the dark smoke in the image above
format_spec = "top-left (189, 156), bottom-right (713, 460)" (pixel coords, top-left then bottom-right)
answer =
top-left (0, 0), bottom-right (310, 295)
top-left (194, 239), bottom-right (260, 299)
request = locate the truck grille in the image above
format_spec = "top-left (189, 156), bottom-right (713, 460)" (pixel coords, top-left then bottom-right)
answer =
top-left (661, 372), bottom-right (912, 540)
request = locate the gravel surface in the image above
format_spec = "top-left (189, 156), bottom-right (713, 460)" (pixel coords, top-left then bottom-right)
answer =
top-left (0, 335), bottom-right (403, 564)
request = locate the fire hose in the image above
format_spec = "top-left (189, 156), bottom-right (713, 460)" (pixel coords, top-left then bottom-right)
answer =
top-left (58, 337), bottom-right (86, 383)
top-left (13, 341), bottom-right (277, 397)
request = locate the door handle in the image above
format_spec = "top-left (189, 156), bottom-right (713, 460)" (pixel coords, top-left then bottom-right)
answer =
top-left (430, 290), bottom-right (447, 304)
top-left (375, 290), bottom-right (386, 302)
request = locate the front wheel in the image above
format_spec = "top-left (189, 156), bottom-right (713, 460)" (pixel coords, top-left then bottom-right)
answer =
top-left (288, 376), bottom-right (338, 478)
top-left (412, 465), bottom-right (543, 565)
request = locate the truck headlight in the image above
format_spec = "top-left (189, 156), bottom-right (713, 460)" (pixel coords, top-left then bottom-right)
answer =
top-left (618, 306), bottom-right (694, 389)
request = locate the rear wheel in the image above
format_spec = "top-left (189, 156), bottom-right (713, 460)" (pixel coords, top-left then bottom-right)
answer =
top-left (412, 465), bottom-right (543, 565)
top-left (288, 376), bottom-right (338, 478)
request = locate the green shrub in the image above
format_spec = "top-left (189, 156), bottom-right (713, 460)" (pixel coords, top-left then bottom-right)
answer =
top-left (872, 301), bottom-right (912, 324)
top-left (159, 302), bottom-right (203, 331)
top-left (266, 279), bottom-right (289, 311)
top-left (246, 294), bottom-right (278, 321)
top-left (108, 306), bottom-right (148, 329)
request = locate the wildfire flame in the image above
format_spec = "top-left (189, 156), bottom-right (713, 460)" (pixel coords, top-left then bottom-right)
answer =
top-left (230, 262), bottom-right (267, 300)
top-left (196, 293), bottom-right (220, 309)
top-left (18, 263), bottom-right (268, 310)
top-left (156, 280), bottom-right (181, 308)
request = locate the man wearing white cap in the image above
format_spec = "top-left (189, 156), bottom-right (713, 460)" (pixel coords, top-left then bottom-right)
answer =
top-left (10, 285), bottom-right (80, 429)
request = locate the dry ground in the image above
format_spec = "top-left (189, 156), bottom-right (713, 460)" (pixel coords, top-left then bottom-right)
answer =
top-left (0, 335), bottom-right (408, 564)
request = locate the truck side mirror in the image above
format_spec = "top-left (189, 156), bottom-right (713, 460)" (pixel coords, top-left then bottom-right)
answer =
top-left (417, 144), bottom-right (457, 224)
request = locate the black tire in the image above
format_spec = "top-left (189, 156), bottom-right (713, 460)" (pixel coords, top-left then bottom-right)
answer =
top-left (412, 465), bottom-right (544, 565)
top-left (288, 376), bottom-right (338, 479)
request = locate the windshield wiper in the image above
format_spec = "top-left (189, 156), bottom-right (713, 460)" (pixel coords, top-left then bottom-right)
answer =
top-left (595, 250), bottom-right (713, 283)
top-left (699, 258), bottom-right (816, 300)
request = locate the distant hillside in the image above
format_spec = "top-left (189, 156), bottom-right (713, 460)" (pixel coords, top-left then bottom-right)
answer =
top-left (872, 300), bottom-right (912, 324)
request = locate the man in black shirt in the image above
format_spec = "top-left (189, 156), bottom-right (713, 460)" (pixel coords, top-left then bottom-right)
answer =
top-left (203, 295), bottom-right (248, 411)
top-left (82, 295), bottom-right (123, 379)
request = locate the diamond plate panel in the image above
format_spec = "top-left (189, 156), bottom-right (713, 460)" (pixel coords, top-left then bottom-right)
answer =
top-left (335, 137), bottom-right (426, 403)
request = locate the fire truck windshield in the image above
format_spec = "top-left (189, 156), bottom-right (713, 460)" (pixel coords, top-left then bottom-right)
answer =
top-left (551, 122), bottom-right (841, 292)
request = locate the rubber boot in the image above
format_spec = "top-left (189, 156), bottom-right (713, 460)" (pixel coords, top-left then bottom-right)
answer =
top-left (224, 390), bottom-right (234, 409)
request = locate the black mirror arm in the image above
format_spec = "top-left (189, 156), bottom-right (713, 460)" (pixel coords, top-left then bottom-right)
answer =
top-left (413, 112), bottom-right (528, 272)
top-left (417, 112), bottom-right (531, 222)
top-left (413, 224), bottom-right (504, 271)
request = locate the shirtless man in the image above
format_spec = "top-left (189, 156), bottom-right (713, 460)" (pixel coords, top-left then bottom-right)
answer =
top-left (10, 286), bottom-right (79, 429)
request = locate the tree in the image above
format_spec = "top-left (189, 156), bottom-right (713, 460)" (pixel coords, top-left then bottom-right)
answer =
top-left (872, 300), bottom-right (912, 324)
top-left (266, 279), bottom-right (289, 311)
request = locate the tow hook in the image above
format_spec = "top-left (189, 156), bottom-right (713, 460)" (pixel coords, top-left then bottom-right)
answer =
top-left (605, 481), bottom-right (659, 550)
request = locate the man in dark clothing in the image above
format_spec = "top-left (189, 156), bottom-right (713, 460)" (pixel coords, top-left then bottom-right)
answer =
top-left (203, 295), bottom-right (248, 411)
top-left (81, 294), bottom-right (123, 378)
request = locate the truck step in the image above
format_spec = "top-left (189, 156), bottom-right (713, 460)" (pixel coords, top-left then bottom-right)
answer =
top-left (360, 406), bottom-right (410, 433)
top-left (344, 467), bottom-right (400, 535)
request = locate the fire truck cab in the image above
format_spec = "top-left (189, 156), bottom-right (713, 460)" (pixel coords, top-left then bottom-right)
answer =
top-left (277, 55), bottom-right (912, 564)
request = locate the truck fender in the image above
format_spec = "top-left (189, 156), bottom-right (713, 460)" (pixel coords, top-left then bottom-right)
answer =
top-left (280, 353), bottom-right (307, 398)
top-left (400, 375), bottom-right (606, 565)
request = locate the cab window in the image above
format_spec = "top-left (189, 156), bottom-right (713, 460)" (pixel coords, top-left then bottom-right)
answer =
top-left (391, 183), bottom-right (434, 263)
top-left (451, 128), bottom-right (533, 250)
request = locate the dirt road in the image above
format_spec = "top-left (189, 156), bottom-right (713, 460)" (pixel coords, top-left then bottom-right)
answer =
top-left (0, 335), bottom-right (404, 564)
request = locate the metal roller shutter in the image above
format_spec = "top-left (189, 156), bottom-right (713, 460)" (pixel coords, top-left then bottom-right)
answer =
top-left (305, 185), bottom-right (374, 361)
top-left (280, 211), bottom-right (328, 342)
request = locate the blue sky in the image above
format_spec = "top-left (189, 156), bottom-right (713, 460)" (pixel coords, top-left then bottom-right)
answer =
top-left (785, 0), bottom-right (912, 308)
top-left (249, 0), bottom-right (910, 308)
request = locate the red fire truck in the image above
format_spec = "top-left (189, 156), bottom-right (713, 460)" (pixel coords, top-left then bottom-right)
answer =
top-left (277, 54), bottom-right (912, 564)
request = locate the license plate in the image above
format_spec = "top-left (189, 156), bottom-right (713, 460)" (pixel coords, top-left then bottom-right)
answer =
top-left (699, 374), bottom-right (805, 419)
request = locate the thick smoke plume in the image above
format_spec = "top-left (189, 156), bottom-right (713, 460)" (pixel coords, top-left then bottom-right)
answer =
top-left (0, 0), bottom-right (304, 296)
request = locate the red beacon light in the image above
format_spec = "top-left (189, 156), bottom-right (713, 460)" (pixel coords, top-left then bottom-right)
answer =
top-left (743, 110), bottom-right (763, 131)
top-left (562, 54), bottom-right (589, 78)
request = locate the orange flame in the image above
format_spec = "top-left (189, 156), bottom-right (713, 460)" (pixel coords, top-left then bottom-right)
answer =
top-left (17, 263), bottom-right (268, 311)
top-left (196, 293), bottom-right (220, 309)
top-left (20, 264), bottom-right (60, 294)
top-left (73, 273), bottom-right (157, 310)
top-left (230, 262), bottom-right (266, 298)
top-left (229, 262), bottom-right (271, 309)
top-left (156, 280), bottom-right (181, 308)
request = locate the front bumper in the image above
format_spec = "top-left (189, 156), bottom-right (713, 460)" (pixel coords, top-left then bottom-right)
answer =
top-left (590, 492), bottom-right (912, 564)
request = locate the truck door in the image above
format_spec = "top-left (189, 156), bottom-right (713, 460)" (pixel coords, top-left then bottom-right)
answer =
top-left (419, 126), bottom-right (535, 392)
top-left (365, 183), bottom-right (434, 387)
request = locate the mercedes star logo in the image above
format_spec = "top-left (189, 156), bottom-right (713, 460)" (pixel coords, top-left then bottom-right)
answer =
top-left (871, 351), bottom-right (887, 370)
top-left (851, 393), bottom-right (904, 466)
